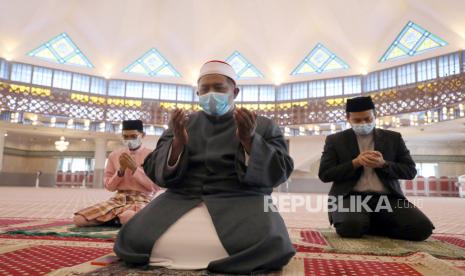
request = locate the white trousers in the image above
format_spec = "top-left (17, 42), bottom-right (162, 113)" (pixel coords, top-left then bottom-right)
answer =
top-left (149, 202), bottom-right (229, 269)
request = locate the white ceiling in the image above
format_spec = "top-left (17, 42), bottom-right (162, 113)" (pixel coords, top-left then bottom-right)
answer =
top-left (1, 0), bottom-right (465, 85)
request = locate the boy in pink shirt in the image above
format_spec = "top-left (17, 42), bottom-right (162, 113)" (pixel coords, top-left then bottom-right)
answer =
top-left (73, 120), bottom-right (160, 226)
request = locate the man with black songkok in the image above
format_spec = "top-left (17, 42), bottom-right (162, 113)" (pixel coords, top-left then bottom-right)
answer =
top-left (318, 96), bottom-right (434, 241)
top-left (73, 120), bottom-right (159, 227)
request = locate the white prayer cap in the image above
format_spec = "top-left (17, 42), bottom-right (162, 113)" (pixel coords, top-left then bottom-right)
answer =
top-left (198, 60), bottom-right (237, 84)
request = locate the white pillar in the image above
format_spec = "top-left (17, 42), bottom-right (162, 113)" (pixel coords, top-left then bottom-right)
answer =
top-left (0, 129), bottom-right (6, 172)
top-left (94, 138), bottom-right (107, 189)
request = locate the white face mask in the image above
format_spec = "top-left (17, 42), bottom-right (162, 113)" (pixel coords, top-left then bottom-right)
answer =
top-left (123, 136), bottom-right (142, 150)
top-left (351, 121), bottom-right (376, 135)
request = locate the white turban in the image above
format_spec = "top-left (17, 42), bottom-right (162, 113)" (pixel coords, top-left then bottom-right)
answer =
top-left (198, 60), bottom-right (237, 83)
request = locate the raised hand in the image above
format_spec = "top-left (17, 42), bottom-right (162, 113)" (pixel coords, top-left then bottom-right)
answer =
top-left (361, 151), bottom-right (385, 168)
top-left (169, 108), bottom-right (189, 146)
top-left (168, 108), bottom-right (189, 166)
top-left (233, 107), bottom-right (257, 153)
top-left (119, 153), bottom-right (138, 173)
top-left (353, 151), bottom-right (385, 168)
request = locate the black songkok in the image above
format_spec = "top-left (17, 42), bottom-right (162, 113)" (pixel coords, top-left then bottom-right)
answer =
top-left (346, 96), bottom-right (375, 112)
top-left (122, 120), bottom-right (143, 132)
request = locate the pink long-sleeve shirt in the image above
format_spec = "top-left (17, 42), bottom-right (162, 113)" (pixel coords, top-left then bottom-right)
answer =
top-left (104, 146), bottom-right (159, 195)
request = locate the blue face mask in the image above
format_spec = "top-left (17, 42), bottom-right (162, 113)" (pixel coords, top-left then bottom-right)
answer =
top-left (352, 121), bottom-right (375, 135)
top-left (199, 92), bottom-right (233, 116)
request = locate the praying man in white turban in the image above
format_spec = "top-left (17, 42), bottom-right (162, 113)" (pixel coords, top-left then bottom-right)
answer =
top-left (114, 60), bottom-right (295, 274)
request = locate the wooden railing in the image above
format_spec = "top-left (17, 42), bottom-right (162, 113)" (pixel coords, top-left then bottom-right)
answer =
top-left (1, 72), bottom-right (464, 126)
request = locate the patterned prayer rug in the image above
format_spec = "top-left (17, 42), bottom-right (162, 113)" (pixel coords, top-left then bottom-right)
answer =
top-left (288, 252), bottom-right (465, 276)
top-left (2, 222), bottom-right (465, 275)
top-left (0, 218), bottom-right (35, 227)
top-left (289, 228), bottom-right (465, 259)
top-left (79, 262), bottom-right (287, 276)
top-left (62, 252), bottom-right (465, 276)
top-left (0, 218), bottom-right (72, 234)
top-left (4, 220), bottom-right (119, 239)
top-left (0, 234), bottom-right (114, 276)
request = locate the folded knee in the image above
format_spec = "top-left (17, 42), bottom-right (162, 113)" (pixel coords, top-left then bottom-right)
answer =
top-left (73, 214), bottom-right (88, 227)
top-left (394, 221), bottom-right (434, 241)
top-left (334, 217), bottom-right (370, 238)
top-left (410, 228), bottom-right (433, 241)
top-left (119, 210), bottom-right (136, 225)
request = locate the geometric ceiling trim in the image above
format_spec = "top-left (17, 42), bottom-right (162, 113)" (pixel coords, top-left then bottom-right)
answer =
top-left (380, 21), bottom-right (447, 62)
top-left (291, 43), bottom-right (349, 75)
top-left (225, 51), bottom-right (264, 79)
top-left (123, 48), bottom-right (181, 77)
top-left (28, 33), bottom-right (94, 68)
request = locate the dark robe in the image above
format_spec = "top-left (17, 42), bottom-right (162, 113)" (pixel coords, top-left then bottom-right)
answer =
top-left (113, 110), bottom-right (295, 274)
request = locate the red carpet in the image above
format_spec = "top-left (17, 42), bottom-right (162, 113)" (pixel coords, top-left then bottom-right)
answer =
top-left (1, 189), bottom-right (465, 275)
top-left (0, 245), bottom-right (112, 275)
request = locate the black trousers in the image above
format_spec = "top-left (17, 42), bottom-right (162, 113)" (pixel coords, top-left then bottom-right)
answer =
top-left (330, 192), bottom-right (434, 241)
